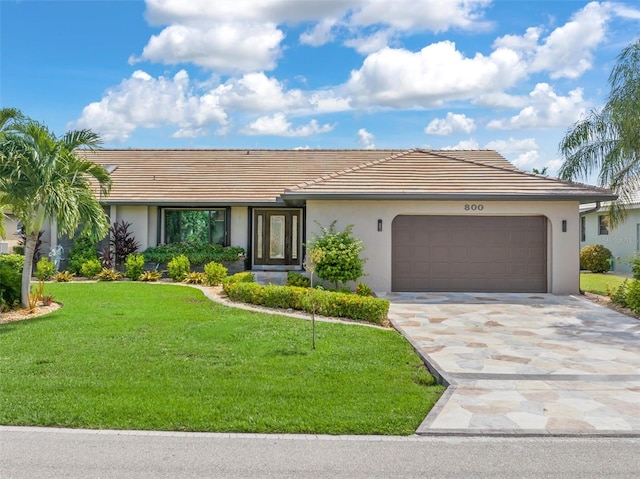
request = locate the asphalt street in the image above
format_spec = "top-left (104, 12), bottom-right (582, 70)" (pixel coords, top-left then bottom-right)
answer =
top-left (1, 427), bottom-right (639, 478)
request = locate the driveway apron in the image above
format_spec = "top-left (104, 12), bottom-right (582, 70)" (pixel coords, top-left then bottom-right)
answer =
top-left (380, 293), bottom-right (640, 436)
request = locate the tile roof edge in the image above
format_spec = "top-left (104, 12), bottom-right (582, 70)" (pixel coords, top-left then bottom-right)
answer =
top-left (285, 148), bottom-right (421, 192)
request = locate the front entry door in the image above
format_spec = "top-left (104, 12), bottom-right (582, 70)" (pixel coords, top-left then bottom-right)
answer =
top-left (253, 209), bottom-right (301, 267)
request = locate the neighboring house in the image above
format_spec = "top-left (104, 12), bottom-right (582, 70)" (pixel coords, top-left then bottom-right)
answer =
top-left (37, 148), bottom-right (613, 294)
top-left (580, 194), bottom-right (640, 274)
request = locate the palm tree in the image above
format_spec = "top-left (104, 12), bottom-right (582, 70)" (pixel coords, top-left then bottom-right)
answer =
top-left (558, 38), bottom-right (640, 226)
top-left (0, 108), bottom-right (23, 239)
top-left (0, 115), bottom-right (112, 307)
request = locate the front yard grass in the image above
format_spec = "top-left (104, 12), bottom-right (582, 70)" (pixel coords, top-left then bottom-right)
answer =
top-left (0, 283), bottom-right (443, 435)
top-left (580, 272), bottom-right (628, 296)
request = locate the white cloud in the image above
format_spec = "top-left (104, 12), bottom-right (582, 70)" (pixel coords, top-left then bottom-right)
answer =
top-left (611, 3), bottom-right (640, 20)
top-left (344, 29), bottom-right (394, 54)
top-left (487, 83), bottom-right (587, 130)
top-left (217, 73), bottom-right (306, 113)
top-left (357, 128), bottom-right (375, 149)
top-left (132, 23), bottom-right (285, 73)
top-left (73, 70), bottom-right (227, 142)
top-left (300, 17), bottom-right (339, 46)
top-left (442, 139), bottom-right (480, 150)
top-left (346, 41), bottom-right (526, 108)
top-left (485, 137), bottom-right (539, 155)
top-left (530, 1), bottom-right (611, 79)
top-left (241, 113), bottom-right (334, 137)
top-left (425, 112), bottom-right (476, 136)
top-left (493, 27), bottom-right (542, 52)
top-left (350, 0), bottom-right (491, 32)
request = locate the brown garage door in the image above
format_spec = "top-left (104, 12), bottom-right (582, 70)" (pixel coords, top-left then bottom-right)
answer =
top-left (392, 216), bottom-right (547, 293)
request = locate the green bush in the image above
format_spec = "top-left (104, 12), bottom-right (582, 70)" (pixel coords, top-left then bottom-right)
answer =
top-left (204, 261), bottom-right (228, 286)
top-left (0, 254), bottom-right (25, 273)
top-left (54, 271), bottom-right (75, 282)
top-left (222, 271), bottom-right (255, 295)
top-left (124, 253), bottom-right (146, 281)
top-left (35, 257), bottom-right (55, 281)
top-left (184, 272), bottom-right (207, 284)
top-left (308, 221), bottom-right (366, 288)
top-left (579, 244), bottom-right (612, 273)
top-left (287, 271), bottom-right (310, 287)
top-left (355, 282), bottom-right (373, 296)
top-left (625, 279), bottom-right (640, 313)
top-left (80, 259), bottom-right (103, 279)
top-left (96, 268), bottom-right (122, 281)
top-left (167, 254), bottom-right (191, 281)
top-left (0, 264), bottom-right (21, 311)
top-left (143, 243), bottom-right (245, 266)
top-left (226, 282), bottom-right (389, 324)
top-left (139, 270), bottom-right (162, 282)
top-left (610, 279), bottom-right (629, 308)
top-left (67, 236), bottom-right (99, 275)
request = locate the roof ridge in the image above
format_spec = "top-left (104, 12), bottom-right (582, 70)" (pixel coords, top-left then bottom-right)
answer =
top-left (426, 150), bottom-right (612, 192)
top-left (286, 148), bottom-right (419, 192)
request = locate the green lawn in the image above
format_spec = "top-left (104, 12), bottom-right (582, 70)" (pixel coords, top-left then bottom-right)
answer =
top-left (0, 283), bottom-right (443, 435)
top-left (580, 272), bottom-right (628, 296)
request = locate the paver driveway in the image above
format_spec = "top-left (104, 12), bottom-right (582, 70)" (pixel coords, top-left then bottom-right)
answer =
top-left (379, 293), bottom-right (640, 436)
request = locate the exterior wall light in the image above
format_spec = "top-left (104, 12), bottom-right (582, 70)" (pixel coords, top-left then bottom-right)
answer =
top-left (562, 220), bottom-right (567, 232)
top-left (377, 219), bottom-right (383, 232)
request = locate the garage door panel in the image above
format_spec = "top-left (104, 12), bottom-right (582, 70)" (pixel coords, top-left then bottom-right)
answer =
top-left (392, 215), bottom-right (547, 293)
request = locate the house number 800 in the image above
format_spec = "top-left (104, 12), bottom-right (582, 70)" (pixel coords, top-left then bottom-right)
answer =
top-left (464, 204), bottom-right (484, 211)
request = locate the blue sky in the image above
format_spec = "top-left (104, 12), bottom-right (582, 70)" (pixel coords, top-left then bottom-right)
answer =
top-left (2, 0), bottom-right (639, 176)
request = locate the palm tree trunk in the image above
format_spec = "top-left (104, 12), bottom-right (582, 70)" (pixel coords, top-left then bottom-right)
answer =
top-left (21, 232), bottom-right (37, 308)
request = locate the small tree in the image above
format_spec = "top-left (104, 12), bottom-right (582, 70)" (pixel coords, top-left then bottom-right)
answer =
top-left (308, 221), bottom-right (366, 289)
top-left (303, 247), bottom-right (324, 350)
top-left (109, 220), bottom-right (140, 269)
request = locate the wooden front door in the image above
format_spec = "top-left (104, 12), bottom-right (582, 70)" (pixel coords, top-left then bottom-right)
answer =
top-left (253, 209), bottom-right (301, 267)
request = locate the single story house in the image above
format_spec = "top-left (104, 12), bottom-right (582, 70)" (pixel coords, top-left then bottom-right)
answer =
top-left (580, 193), bottom-right (640, 273)
top-left (37, 148), bottom-right (613, 294)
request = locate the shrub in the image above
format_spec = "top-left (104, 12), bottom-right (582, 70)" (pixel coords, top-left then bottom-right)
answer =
top-left (139, 270), bottom-right (162, 282)
top-left (54, 271), bottom-right (75, 282)
top-left (287, 271), bottom-right (310, 288)
top-left (124, 253), bottom-right (146, 281)
top-left (96, 268), bottom-right (122, 281)
top-left (355, 282), bottom-right (373, 296)
top-left (143, 243), bottom-right (245, 266)
top-left (109, 220), bottom-right (141, 268)
top-left (204, 261), bottom-right (227, 286)
top-left (0, 254), bottom-right (25, 273)
top-left (308, 221), bottom-right (366, 288)
top-left (67, 236), bottom-right (99, 275)
top-left (0, 264), bottom-right (21, 311)
top-left (35, 257), bottom-right (55, 281)
top-left (80, 259), bottom-right (102, 279)
top-left (167, 254), bottom-right (191, 281)
top-left (610, 279), bottom-right (629, 308)
top-left (625, 279), bottom-right (640, 313)
top-left (226, 282), bottom-right (389, 324)
top-left (579, 244), bottom-right (612, 273)
top-left (184, 272), bottom-right (207, 284)
top-left (222, 271), bottom-right (255, 295)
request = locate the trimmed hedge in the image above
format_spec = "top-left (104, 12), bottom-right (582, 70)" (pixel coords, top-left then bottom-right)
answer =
top-left (225, 281), bottom-right (389, 324)
top-left (143, 243), bottom-right (245, 266)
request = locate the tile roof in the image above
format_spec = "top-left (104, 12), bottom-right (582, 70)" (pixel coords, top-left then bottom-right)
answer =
top-left (83, 148), bottom-right (614, 205)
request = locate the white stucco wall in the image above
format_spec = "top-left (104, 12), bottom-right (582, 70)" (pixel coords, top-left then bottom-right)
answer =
top-left (306, 199), bottom-right (581, 294)
top-left (0, 215), bottom-right (22, 253)
top-left (230, 207), bottom-right (249, 251)
top-left (115, 206), bottom-right (149, 251)
top-left (581, 207), bottom-right (640, 273)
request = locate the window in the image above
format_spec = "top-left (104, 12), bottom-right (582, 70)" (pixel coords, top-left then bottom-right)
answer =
top-left (580, 216), bottom-right (586, 242)
top-left (598, 215), bottom-right (609, 235)
top-left (164, 209), bottom-right (228, 245)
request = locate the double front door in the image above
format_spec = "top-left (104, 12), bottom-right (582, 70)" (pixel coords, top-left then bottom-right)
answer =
top-left (253, 209), bottom-right (301, 267)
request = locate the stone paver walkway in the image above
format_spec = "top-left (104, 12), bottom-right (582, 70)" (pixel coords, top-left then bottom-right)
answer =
top-left (380, 293), bottom-right (640, 436)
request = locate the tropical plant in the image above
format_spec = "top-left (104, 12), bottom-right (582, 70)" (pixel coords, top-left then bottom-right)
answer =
top-left (203, 261), bottom-right (227, 286)
top-left (579, 244), bottom-right (612, 273)
top-left (167, 254), bottom-right (190, 281)
top-left (183, 271), bottom-right (207, 284)
top-left (80, 259), bottom-right (103, 279)
top-left (34, 257), bottom-right (55, 281)
top-left (559, 39), bottom-right (640, 226)
top-left (124, 253), bottom-right (145, 281)
top-left (96, 268), bottom-right (122, 281)
top-left (138, 270), bottom-right (162, 282)
top-left (54, 271), bottom-right (75, 282)
top-left (0, 110), bottom-right (112, 307)
top-left (67, 235), bottom-right (99, 275)
top-left (109, 220), bottom-right (140, 268)
top-left (307, 221), bottom-right (366, 289)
